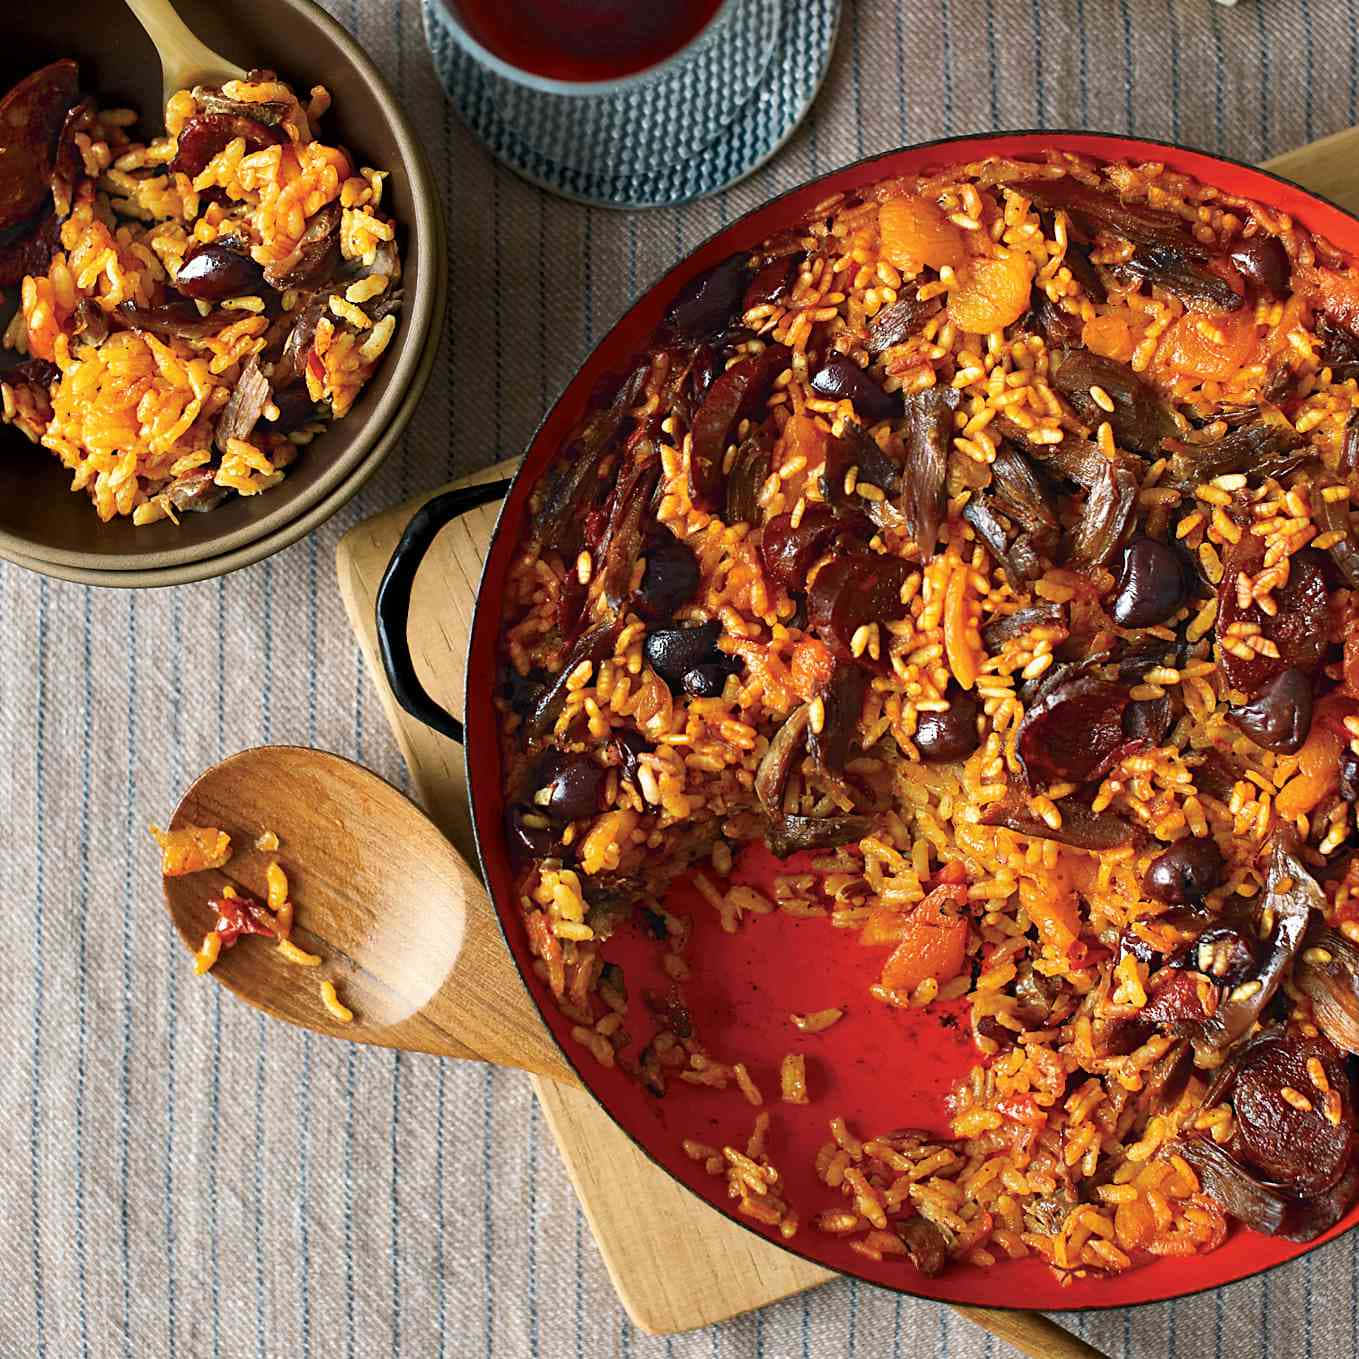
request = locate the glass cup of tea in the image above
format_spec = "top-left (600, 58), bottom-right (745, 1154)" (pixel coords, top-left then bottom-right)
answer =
top-left (427, 0), bottom-right (783, 188)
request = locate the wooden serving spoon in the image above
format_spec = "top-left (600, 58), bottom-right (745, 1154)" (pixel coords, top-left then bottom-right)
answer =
top-left (164, 745), bottom-right (575, 1081)
top-left (164, 744), bottom-right (1102, 1359)
top-left (124, 0), bottom-right (246, 106)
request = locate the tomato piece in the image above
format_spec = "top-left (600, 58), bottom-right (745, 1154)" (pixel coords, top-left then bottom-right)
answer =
top-left (879, 194), bottom-right (969, 274)
top-left (789, 637), bottom-right (835, 700)
top-left (878, 883), bottom-right (969, 993)
top-left (996, 1093), bottom-right (1047, 1129)
top-left (212, 892), bottom-right (277, 947)
top-left (947, 254), bottom-right (1035, 335)
top-left (1082, 311), bottom-right (1136, 362)
top-left (1156, 305), bottom-right (1258, 381)
top-left (1019, 876), bottom-right (1081, 953)
top-left (1067, 940), bottom-right (1112, 971)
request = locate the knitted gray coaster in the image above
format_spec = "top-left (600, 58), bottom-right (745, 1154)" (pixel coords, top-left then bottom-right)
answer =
top-left (422, 0), bottom-right (841, 208)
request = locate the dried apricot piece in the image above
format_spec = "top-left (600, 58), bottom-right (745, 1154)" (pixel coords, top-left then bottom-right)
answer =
top-left (1082, 311), bottom-right (1136, 362)
top-left (947, 254), bottom-right (1035, 334)
top-left (879, 194), bottom-right (968, 275)
top-left (1156, 305), bottom-right (1258, 381)
top-left (1274, 716), bottom-right (1342, 819)
top-left (150, 824), bottom-right (232, 876)
top-left (876, 884), bottom-right (969, 992)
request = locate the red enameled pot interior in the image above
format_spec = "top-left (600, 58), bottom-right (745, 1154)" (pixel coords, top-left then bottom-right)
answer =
top-left (464, 132), bottom-right (1359, 1309)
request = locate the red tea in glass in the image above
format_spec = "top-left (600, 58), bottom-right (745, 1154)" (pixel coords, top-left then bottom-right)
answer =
top-left (451, 0), bottom-right (727, 85)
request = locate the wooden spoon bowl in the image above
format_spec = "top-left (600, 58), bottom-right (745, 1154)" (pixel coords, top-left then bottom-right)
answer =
top-left (163, 745), bottom-right (574, 1080)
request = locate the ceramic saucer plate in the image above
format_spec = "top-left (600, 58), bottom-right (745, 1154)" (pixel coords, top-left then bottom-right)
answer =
top-left (422, 0), bottom-right (841, 209)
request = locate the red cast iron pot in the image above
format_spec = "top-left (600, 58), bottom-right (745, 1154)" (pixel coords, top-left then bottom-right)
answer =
top-left (375, 131), bottom-right (1359, 1310)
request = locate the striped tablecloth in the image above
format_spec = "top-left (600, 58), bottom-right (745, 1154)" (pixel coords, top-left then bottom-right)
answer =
top-left (5, 2), bottom-right (1359, 1354)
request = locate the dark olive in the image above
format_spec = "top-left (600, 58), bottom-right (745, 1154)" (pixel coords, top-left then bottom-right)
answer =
top-left (1228, 234), bottom-right (1290, 297)
top-left (536, 753), bottom-right (606, 822)
top-left (914, 689), bottom-right (981, 763)
top-left (1227, 666), bottom-right (1313, 754)
top-left (664, 254), bottom-right (748, 341)
top-left (634, 535), bottom-right (699, 621)
top-left (176, 241), bottom-right (267, 301)
top-left (507, 805), bottom-right (559, 861)
top-left (500, 665), bottom-right (549, 719)
top-left (742, 255), bottom-right (796, 312)
top-left (1184, 925), bottom-right (1259, 987)
top-left (644, 621), bottom-right (721, 687)
top-left (810, 357), bottom-right (899, 424)
top-left (1340, 747), bottom-right (1359, 804)
top-left (1144, 836), bottom-right (1225, 904)
top-left (263, 381), bottom-right (318, 434)
top-left (681, 664), bottom-right (730, 697)
top-left (1111, 537), bottom-right (1187, 628)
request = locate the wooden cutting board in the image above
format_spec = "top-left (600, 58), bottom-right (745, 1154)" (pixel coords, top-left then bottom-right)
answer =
top-left (333, 127), bottom-right (1359, 1337)
top-left (336, 458), bottom-right (834, 1334)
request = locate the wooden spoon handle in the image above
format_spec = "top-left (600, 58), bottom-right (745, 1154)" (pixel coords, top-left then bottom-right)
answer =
top-left (124, 0), bottom-right (245, 99)
top-left (420, 860), bottom-right (581, 1083)
top-left (954, 1307), bottom-right (1106, 1359)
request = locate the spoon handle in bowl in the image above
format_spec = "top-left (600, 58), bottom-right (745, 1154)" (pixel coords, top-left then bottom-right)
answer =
top-left (124, 0), bottom-right (246, 102)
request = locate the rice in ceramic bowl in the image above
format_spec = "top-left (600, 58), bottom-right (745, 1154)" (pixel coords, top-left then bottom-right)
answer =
top-left (0, 61), bottom-right (401, 525)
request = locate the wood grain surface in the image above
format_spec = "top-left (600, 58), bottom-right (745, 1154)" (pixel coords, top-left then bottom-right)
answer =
top-left (1265, 126), bottom-right (1359, 214)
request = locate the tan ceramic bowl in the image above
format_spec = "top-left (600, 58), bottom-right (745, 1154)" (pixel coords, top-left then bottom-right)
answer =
top-left (0, 0), bottom-right (442, 586)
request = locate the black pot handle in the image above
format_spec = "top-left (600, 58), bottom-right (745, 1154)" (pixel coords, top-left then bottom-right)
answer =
top-left (376, 478), bottom-right (513, 744)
